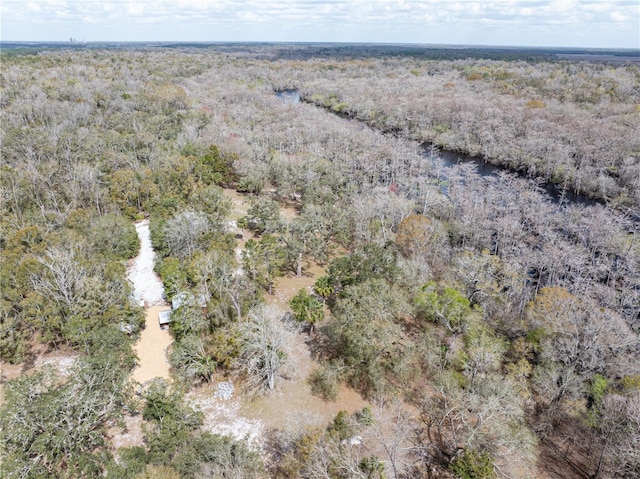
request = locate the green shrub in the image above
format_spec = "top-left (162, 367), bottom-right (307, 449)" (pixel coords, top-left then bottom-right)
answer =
top-left (289, 289), bottom-right (324, 327)
top-left (450, 449), bottom-right (496, 479)
top-left (308, 365), bottom-right (340, 401)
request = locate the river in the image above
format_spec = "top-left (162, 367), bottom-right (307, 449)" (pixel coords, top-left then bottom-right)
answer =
top-left (275, 89), bottom-right (603, 210)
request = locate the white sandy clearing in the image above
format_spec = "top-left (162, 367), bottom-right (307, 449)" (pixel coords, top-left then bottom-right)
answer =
top-left (1, 349), bottom-right (79, 408)
top-left (108, 414), bottom-right (144, 451)
top-left (128, 220), bottom-right (166, 306)
top-left (188, 389), bottom-right (264, 446)
top-left (34, 354), bottom-right (77, 375)
top-left (1, 350), bottom-right (78, 409)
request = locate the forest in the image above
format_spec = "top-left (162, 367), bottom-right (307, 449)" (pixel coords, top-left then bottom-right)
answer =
top-left (0, 44), bottom-right (639, 479)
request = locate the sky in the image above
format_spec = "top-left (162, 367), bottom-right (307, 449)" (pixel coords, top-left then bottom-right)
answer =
top-left (1, 0), bottom-right (639, 49)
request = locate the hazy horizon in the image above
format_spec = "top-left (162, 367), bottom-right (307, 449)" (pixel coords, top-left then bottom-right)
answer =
top-left (1, 40), bottom-right (638, 51)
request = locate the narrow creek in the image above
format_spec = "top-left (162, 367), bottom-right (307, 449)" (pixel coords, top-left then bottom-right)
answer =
top-left (127, 219), bottom-right (172, 385)
top-left (276, 89), bottom-right (606, 210)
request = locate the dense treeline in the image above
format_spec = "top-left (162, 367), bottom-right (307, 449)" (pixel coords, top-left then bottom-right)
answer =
top-left (1, 46), bottom-right (639, 479)
top-left (184, 52), bottom-right (640, 477)
top-left (0, 50), bottom-right (265, 478)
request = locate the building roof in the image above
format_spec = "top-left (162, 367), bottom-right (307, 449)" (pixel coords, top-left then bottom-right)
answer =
top-left (158, 310), bottom-right (171, 325)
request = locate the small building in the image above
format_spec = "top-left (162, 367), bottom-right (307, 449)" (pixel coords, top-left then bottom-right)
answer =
top-left (158, 310), bottom-right (171, 330)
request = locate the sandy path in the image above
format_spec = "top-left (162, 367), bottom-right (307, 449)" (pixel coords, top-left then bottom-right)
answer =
top-left (127, 220), bottom-right (173, 385)
top-left (128, 220), bottom-right (165, 306)
top-left (131, 305), bottom-right (173, 384)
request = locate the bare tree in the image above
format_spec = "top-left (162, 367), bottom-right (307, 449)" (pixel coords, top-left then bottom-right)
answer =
top-left (164, 210), bottom-right (210, 259)
top-left (593, 392), bottom-right (640, 478)
top-left (235, 305), bottom-right (298, 391)
top-left (31, 246), bottom-right (87, 313)
top-left (370, 400), bottom-right (419, 479)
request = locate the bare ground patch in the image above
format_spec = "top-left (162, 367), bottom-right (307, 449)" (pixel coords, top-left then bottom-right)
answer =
top-left (131, 305), bottom-right (173, 385)
top-left (108, 414), bottom-right (145, 452)
top-left (239, 329), bottom-right (369, 432)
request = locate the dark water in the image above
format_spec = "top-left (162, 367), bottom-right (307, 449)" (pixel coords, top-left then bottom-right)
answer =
top-left (275, 89), bottom-right (605, 209)
top-left (434, 148), bottom-right (600, 207)
top-left (275, 90), bottom-right (301, 103)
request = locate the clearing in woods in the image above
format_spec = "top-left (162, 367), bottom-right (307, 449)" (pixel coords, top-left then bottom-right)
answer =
top-left (113, 191), bottom-right (369, 450)
top-left (131, 304), bottom-right (172, 384)
top-left (111, 220), bottom-right (173, 450)
top-left (191, 189), bottom-right (368, 442)
top-left (128, 220), bottom-right (173, 384)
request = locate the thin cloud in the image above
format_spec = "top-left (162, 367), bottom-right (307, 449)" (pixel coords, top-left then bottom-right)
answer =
top-left (2, 1), bottom-right (636, 26)
top-left (1, 0), bottom-right (638, 47)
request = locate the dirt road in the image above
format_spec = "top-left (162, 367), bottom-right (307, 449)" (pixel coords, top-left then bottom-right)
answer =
top-left (131, 305), bottom-right (172, 384)
top-left (127, 220), bottom-right (173, 385)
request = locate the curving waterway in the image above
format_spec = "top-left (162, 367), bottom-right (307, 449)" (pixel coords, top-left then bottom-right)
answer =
top-left (276, 89), bottom-right (608, 211)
